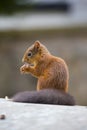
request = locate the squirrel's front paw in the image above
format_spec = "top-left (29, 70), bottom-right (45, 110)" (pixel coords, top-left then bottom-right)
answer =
top-left (20, 64), bottom-right (29, 74)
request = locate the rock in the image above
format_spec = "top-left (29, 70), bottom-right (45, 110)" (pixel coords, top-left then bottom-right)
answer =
top-left (0, 98), bottom-right (87, 130)
top-left (0, 114), bottom-right (6, 120)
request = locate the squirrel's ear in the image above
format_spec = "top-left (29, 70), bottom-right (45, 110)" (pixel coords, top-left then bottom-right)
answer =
top-left (34, 41), bottom-right (41, 49)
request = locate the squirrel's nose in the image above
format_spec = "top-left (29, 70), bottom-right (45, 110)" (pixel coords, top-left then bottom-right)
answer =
top-left (22, 56), bottom-right (28, 63)
top-left (22, 58), bottom-right (24, 62)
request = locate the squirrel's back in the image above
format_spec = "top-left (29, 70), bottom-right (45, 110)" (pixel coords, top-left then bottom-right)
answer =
top-left (37, 56), bottom-right (69, 92)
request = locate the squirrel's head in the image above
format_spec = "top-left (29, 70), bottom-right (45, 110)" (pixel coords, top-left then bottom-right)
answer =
top-left (22, 41), bottom-right (50, 66)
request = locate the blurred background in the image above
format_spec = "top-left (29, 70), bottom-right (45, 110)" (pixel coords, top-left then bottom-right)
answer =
top-left (0, 0), bottom-right (87, 105)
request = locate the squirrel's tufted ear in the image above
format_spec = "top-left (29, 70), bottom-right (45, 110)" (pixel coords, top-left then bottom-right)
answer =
top-left (34, 41), bottom-right (41, 49)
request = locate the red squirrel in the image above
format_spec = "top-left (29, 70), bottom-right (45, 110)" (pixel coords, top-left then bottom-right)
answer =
top-left (12, 41), bottom-right (75, 105)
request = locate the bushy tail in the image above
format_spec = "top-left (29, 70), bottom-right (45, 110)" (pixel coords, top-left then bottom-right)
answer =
top-left (12, 89), bottom-right (75, 106)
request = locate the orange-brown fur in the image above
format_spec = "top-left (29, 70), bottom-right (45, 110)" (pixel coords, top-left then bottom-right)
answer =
top-left (20, 41), bottom-right (69, 92)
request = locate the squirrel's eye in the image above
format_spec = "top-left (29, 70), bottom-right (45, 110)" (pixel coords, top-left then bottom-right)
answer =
top-left (28, 52), bottom-right (32, 57)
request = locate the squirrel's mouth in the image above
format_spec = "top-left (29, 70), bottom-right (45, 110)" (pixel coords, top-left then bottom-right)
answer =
top-left (24, 62), bottom-right (30, 67)
top-left (24, 62), bottom-right (34, 67)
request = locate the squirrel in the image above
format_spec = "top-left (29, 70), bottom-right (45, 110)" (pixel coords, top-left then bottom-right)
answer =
top-left (12, 41), bottom-right (75, 105)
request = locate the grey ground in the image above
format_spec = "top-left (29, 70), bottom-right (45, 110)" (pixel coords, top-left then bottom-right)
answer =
top-left (0, 98), bottom-right (87, 130)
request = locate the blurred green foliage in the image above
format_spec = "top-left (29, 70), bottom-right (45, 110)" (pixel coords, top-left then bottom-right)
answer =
top-left (0, 0), bottom-right (17, 14)
top-left (0, 0), bottom-right (32, 14)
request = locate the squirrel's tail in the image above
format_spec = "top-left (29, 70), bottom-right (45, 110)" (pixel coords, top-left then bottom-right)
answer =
top-left (11, 89), bottom-right (75, 106)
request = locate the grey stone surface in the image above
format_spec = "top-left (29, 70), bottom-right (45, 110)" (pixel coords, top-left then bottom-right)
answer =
top-left (0, 98), bottom-right (87, 130)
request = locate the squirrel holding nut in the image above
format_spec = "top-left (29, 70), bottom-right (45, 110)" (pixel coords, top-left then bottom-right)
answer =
top-left (12, 41), bottom-right (75, 105)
